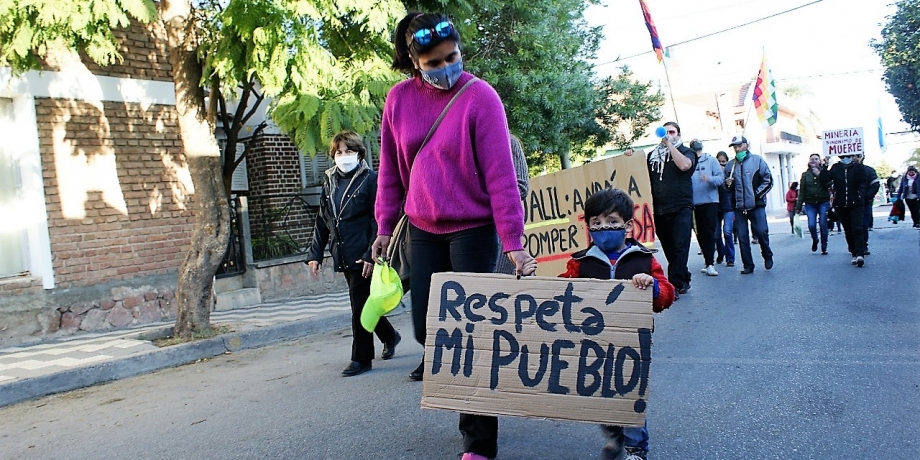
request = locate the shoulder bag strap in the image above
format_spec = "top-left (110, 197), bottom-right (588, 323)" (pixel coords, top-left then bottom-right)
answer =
top-left (402, 77), bottom-right (479, 196)
top-left (410, 77), bottom-right (480, 176)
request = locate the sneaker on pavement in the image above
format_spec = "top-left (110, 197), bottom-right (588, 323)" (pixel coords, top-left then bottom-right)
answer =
top-left (705, 265), bottom-right (719, 276)
top-left (811, 240), bottom-right (818, 252)
top-left (740, 267), bottom-right (754, 274)
top-left (764, 257), bottom-right (774, 270)
top-left (625, 447), bottom-right (648, 460)
top-left (700, 266), bottom-right (709, 274)
top-left (461, 453), bottom-right (490, 460)
top-left (856, 256), bottom-right (865, 267)
top-left (851, 256), bottom-right (858, 265)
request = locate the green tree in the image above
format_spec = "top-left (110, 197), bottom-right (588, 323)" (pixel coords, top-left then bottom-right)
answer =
top-left (870, 158), bottom-right (896, 179)
top-left (406, 0), bottom-right (664, 171)
top-left (1, 0), bottom-right (405, 337)
top-left (906, 147), bottom-right (920, 168)
top-left (872, 0), bottom-right (920, 132)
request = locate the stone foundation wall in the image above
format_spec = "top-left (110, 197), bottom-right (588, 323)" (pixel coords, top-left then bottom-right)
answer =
top-left (0, 274), bottom-right (179, 348)
top-left (254, 257), bottom-right (347, 302)
top-left (38, 285), bottom-right (178, 337)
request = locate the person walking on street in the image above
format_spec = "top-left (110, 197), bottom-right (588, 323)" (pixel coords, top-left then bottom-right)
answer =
top-left (371, 13), bottom-right (537, 460)
top-left (897, 165), bottom-right (920, 228)
top-left (855, 154), bottom-right (880, 254)
top-left (820, 154), bottom-right (869, 266)
top-left (886, 170), bottom-right (900, 201)
top-left (690, 140), bottom-right (724, 276)
top-left (625, 122), bottom-right (698, 296)
top-left (785, 182), bottom-right (798, 234)
top-left (715, 152), bottom-right (735, 267)
top-left (723, 136), bottom-right (774, 274)
top-left (794, 153), bottom-right (831, 254)
top-left (306, 130), bottom-right (401, 377)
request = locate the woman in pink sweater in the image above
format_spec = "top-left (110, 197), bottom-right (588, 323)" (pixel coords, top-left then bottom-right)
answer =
top-left (371, 12), bottom-right (536, 460)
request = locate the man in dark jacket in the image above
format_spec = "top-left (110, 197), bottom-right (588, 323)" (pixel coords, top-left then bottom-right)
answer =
top-left (723, 136), bottom-right (773, 274)
top-left (820, 154), bottom-right (869, 266)
top-left (855, 154), bottom-right (880, 254)
top-left (626, 121), bottom-right (698, 296)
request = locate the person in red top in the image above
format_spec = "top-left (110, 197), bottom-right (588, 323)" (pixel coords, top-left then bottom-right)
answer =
top-left (559, 187), bottom-right (674, 460)
top-left (785, 182), bottom-right (799, 234)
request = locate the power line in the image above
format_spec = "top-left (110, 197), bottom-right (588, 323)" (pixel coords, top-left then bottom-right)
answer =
top-left (596, 0), bottom-right (826, 67)
top-left (777, 68), bottom-right (883, 81)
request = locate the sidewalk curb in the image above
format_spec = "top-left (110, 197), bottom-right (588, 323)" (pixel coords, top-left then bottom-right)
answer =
top-left (0, 311), bottom-right (353, 408)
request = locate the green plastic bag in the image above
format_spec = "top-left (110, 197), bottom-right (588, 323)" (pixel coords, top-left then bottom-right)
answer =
top-left (360, 260), bottom-right (404, 332)
top-left (793, 213), bottom-right (804, 238)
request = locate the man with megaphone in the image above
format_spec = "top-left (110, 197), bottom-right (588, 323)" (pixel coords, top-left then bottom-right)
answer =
top-left (624, 121), bottom-right (697, 298)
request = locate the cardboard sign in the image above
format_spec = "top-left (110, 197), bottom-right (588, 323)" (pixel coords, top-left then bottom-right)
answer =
top-left (421, 273), bottom-right (654, 426)
top-left (822, 127), bottom-right (864, 156)
top-left (523, 154), bottom-right (654, 277)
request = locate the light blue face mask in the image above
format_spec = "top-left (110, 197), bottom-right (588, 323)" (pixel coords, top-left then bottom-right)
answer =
top-left (839, 157), bottom-right (853, 165)
top-left (590, 228), bottom-right (627, 254)
top-left (421, 59), bottom-right (463, 90)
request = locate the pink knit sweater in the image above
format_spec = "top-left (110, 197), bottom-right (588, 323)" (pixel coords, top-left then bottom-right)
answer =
top-left (376, 72), bottom-right (525, 252)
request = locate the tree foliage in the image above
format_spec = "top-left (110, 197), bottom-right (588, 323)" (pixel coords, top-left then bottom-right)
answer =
top-left (407, 0), bottom-right (663, 171)
top-left (0, 0), bottom-right (157, 68)
top-left (872, 0), bottom-right (920, 132)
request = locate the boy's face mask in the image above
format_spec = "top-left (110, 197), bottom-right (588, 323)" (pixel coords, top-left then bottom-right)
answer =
top-left (589, 226), bottom-right (628, 253)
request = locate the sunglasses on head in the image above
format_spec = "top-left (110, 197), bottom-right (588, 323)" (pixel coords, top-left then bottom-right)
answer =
top-left (412, 21), bottom-right (453, 46)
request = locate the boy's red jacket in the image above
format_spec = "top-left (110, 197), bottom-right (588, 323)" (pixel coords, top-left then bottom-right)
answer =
top-left (559, 240), bottom-right (674, 312)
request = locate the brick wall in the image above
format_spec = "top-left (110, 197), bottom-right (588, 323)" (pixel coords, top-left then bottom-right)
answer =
top-left (246, 134), bottom-right (319, 258)
top-left (43, 21), bottom-right (172, 82)
top-left (33, 98), bottom-right (193, 289)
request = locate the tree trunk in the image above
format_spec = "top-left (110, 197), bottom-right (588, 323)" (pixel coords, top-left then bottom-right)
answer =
top-left (161, 0), bottom-right (230, 337)
top-left (560, 151), bottom-right (572, 170)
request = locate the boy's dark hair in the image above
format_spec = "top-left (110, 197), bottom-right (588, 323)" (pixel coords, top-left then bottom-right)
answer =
top-left (392, 12), bottom-right (461, 76)
top-left (584, 188), bottom-right (634, 222)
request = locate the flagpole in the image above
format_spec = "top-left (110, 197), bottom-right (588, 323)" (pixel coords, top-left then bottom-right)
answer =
top-left (741, 79), bottom-right (756, 137)
top-left (661, 57), bottom-right (679, 123)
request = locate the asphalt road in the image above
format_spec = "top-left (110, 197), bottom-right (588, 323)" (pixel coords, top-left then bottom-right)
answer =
top-left (1, 217), bottom-right (918, 460)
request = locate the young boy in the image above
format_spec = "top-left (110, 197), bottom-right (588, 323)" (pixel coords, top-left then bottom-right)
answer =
top-left (559, 188), bottom-right (675, 460)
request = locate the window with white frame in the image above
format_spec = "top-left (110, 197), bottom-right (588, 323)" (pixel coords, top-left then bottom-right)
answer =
top-left (0, 97), bottom-right (29, 278)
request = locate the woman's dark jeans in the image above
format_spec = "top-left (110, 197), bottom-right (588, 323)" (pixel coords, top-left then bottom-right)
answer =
top-left (409, 222), bottom-right (500, 458)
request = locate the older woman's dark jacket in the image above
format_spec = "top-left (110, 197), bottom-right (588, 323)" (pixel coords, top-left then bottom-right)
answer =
top-left (306, 162), bottom-right (377, 272)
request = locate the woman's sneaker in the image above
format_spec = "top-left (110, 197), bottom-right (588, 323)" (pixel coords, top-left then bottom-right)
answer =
top-left (461, 453), bottom-right (490, 460)
top-left (704, 265), bottom-right (719, 276)
top-left (625, 447), bottom-right (648, 460)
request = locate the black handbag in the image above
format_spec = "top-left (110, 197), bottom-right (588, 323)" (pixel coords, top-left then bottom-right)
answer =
top-left (387, 213), bottom-right (411, 291)
top-left (384, 77), bottom-right (479, 291)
